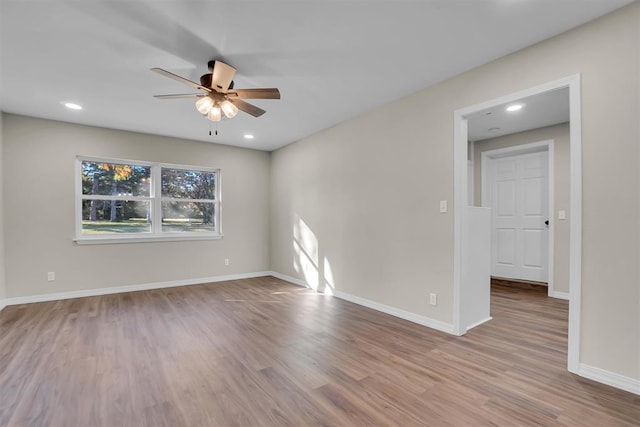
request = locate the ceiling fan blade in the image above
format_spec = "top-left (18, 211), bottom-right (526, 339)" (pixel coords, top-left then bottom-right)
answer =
top-left (231, 99), bottom-right (266, 117)
top-left (228, 88), bottom-right (280, 100)
top-left (151, 68), bottom-right (211, 92)
top-left (154, 94), bottom-right (203, 99)
top-left (210, 61), bottom-right (236, 92)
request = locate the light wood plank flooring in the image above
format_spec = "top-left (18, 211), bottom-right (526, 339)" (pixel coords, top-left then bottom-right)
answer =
top-left (1, 277), bottom-right (638, 426)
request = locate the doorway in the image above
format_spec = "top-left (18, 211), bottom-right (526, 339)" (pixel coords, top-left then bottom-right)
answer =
top-left (482, 142), bottom-right (552, 285)
top-left (452, 75), bottom-right (582, 374)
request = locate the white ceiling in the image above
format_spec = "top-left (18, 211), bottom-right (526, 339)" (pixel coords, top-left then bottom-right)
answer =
top-left (0, 1), bottom-right (633, 151)
top-left (468, 87), bottom-right (570, 142)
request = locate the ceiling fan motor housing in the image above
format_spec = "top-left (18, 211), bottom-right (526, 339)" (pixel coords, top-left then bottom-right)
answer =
top-left (200, 73), bottom-right (234, 90)
top-left (152, 59), bottom-right (276, 119)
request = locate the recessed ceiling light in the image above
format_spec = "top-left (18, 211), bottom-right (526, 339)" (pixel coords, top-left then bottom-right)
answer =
top-left (63, 102), bottom-right (83, 110)
top-left (244, 134), bottom-right (254, 139)
top-left (505, 103), bottom-right (525, 112)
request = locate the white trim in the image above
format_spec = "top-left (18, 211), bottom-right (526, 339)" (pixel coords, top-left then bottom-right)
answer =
top-left (480, 140), bottom-right (555, 295)
top-left (78, 155), bottom-right (156, 168)
top-left (333, 290), bottom-right (455, 335)
top-left (453, 74), bottom-right (582, 373)
top-left (269, 271), bottom-right (455, 334)
top-left (566, 76), bottom-right (582, 374)
top-left (74, 233), bottom-right (223, 245)
top-left (75, 155), bottom-right (222, 243)
top-left (0, 299), bottom-right (6, 312)
top-left (269, 271), bottom-right (310, 288)
top-left (452, 117), bottom-right (467, 335)
top-left (479, 139), bottom-right (552, 159)
top-left (549, 291), bottom-right (569, 300)
top-left (578, 364), bottom-right (640, 396)
top-left (547, 145), bottom-right (556, 298)
top-left (75, 157), bottom-right (83, 238)
top-left (466, 316), bottom-right (493, 332)
top-left (3, 271), bottom-right (272, 306)
top-left (468, 139), bottom-right (475, 206)
top-left (455, 75), bottom-right (580, 117)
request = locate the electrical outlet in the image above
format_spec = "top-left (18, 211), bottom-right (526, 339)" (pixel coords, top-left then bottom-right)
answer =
top-left (558, 210), bottom-right (566, 220)
top-left (47, 272), bottom-right (55, 282)
top-left (224, 258), bottom-right (230, 266)
top-left (429, 293), bottom-right (437, 306)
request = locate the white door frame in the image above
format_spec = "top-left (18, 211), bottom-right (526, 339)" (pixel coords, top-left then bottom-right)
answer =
top-left (452, 74), bottom-right (582, 375)
top-left (480, 140), bottom-right (555, 296)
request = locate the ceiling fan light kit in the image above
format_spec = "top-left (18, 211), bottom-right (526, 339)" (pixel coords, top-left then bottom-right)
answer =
top-left (195, 96), bottom-right (214, 115)
top-left (152, 60), bottom-right (280, 124)
top-left (207, 106), bottom-right (222, 122)
top-left (220, 99), bottom-right (238, 119)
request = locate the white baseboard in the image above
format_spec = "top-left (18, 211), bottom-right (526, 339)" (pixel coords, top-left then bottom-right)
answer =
top-left (268, 271), bottom-right (310, 288)
top-left (268, 271), bottom-right (455, 335)
top-left (3, 271), bottom-right (272, 307)
top-left (578, 363), bottom-right (640, 395)
top-left (333, 290), bottom-right (455, 335)
top-left (0, 299), bottom-right (6, 312)
top-left (466, 316), bottom-right (493, 332)
top-left (549, 290), bottom-right (570, 300)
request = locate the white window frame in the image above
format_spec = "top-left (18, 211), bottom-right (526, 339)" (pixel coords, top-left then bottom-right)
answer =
top-left (75, 156), bottom-right (223, 244)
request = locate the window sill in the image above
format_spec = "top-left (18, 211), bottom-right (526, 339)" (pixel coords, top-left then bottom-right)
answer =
top-left (74, 233), bottom-right (223, 245)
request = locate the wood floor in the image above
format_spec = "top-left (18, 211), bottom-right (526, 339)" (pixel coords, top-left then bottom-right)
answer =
top-left (1, 277), bottom-right (638, 426)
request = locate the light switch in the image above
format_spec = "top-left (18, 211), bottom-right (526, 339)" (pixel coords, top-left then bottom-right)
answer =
top-left (439, 200), bottom-right (447, 213)
top-left (558, 210), bottom-right (566, 220)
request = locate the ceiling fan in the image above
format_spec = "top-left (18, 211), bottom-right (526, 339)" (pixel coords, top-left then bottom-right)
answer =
top-left (151, 60), bottom-right (280, 122)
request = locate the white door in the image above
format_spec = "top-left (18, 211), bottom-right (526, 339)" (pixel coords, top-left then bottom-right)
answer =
top-left (488, 151), bottom-right (548, 282)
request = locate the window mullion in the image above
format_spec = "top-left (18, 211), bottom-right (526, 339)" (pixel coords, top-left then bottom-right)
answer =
top-left (80, 195), bottom-right (152, 202)
top-left (160, 197), bottom-right (216, 203)
top-left (152, 165), bottom-right (162, 235)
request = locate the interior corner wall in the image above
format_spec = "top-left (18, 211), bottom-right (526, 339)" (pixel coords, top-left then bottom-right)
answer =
top-left (270, 2), bottom-right (639, 381)
top-left (473, 123), bottom-right (570, 294)
top-left (2, 114), bottom-right (271, 298)
top-left (0, 112), bottom-right (6, 303)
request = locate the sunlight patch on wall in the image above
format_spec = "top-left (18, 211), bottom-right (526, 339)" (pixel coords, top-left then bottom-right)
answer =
top-left (293, 214), bottom-right (318, 265)
top-left (293, 239), bottom-right (319, 289)
top-left (292, 213), bottom-right (336, 294)
top-left (293, 214), bottom-right (319, 290)
top-left (323, 257), bottom-right (335, 296)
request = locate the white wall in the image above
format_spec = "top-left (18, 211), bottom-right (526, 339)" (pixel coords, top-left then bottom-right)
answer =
top-left (2, 114), bottom-right (271, 298)
top-left (474, 123), bottom-right (570, 294)
top-left (0, 113), bottom-right (5, 304)
top-left (270, 3), bottom-right (639, 381)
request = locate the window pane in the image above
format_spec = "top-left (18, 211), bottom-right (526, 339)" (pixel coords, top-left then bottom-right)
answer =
top-left (161, 168), bottom-right (216, 200)
top-left (82, 161), bottom-right (151, 196)
top-left (162, 202), bottom-right (215, 232)
top-left (82, 200), bottom-right (151, 234)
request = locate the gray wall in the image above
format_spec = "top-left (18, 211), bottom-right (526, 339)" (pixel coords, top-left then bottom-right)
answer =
top-left (473, 123), bottom-right (570, 294)
top-left (2, 114), bottom-right (271, 298)
top-left (270, 4), bottom-right (639, 380)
